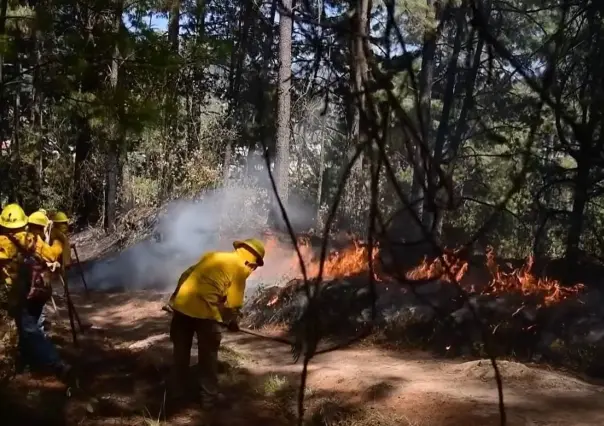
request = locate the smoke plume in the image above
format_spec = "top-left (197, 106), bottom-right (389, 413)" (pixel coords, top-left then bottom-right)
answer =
top-left (73, 181), bottom-right (317, 295)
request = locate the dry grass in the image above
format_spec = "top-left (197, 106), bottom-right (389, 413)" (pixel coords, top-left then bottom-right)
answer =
top-left (305, 396), bottom-right (414, 426)
top-left (260, 374), bottom-right (289, 397)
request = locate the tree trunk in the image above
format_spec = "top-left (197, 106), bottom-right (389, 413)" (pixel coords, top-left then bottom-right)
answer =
top-left (341, 0), bottom-right (371, 233)
top-left (32, 1), bottom-right (44, 204)
top-left (187, 0), bottom-right (207, 153)
top-left (316, 118), bottom-right (326, 218)
top-left (104, 0), bottom-right (124, 232)
top-left (223, 1), bottom-right (254, 184)
top-left (0, 0), bottom-right (7, 149)
top-left (73, 117), bottom-right (97, 226)
top-left (410, 0), bottom-right (436, 241)
top-left (160, 0), bottom-right (181, 202)
top-left (274, 0), bottom-right (293, 206)
top-left (251, 0), bottom-right (277, 171)
top-left (12, 62), bottom-right (22, 205)
top-left (104, 149), bottom-right (119, 231)
top-left (422, 9), bottom-right (464, 236)
top-left (565, 152), bottom-right (589, 270)
top-left (446, 1), bottom-right (491, 161)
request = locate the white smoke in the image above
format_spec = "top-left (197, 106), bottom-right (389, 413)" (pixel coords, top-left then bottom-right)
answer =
top-left (73, 180), bottom-right (318, 296)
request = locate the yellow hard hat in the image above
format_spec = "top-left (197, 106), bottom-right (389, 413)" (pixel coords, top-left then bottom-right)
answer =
top-left (0, 203), bottom-right (28, 229)
top-left (233, 238), bottom-right (265, 266)
top-left (51, 211), bottom-right (69, 223)
top-left (28, 210), bottom-right (50, 227)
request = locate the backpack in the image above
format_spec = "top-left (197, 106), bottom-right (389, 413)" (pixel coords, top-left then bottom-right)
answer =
top-left (22, 255), bottom-right (51, 303)
top-left (5, 234), bottom-right (51, 305)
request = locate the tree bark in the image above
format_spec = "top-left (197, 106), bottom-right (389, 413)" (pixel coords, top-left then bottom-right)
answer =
top-left (73, 117), bottom-right (98, 226)
top-left (341, 0), bottom-right (371, 233)
top-left (32, 0), bottom-right (44, 205)
top-left (274, 0), bottom-right (293, 206)
top-left (0, 0), bottom-right (7, 149)
top-left (564, 150), bottom-right (589, 269)
top-left (104, 0), bottom-right (124, 232)
top-left (251, 0), bottom-right (277, 167)
top-left (187, 0), bottom-right (207, 153)
top-left (222, 1), bottom-right (254, 184)
top-left (160, 0), bottom-right (181, 202)
top-left (410, 0), bottom-right (437, 240)
top-left (422, 8), bottom-right (464, 235)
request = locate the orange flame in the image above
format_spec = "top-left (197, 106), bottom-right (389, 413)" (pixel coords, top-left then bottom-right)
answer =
top-left (406, 246), bottom-right (584, 306)
top-left (256, 234), bottom-right (380, 285)
top-left (259, 235), bottom-right (584, 308)
top-left (482, 247), bottom-right (584, 306)
top-left (406, 248), bottom-right (469, 283)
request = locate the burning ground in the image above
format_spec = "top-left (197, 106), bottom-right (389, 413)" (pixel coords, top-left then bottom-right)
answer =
top-left (244, 236), bottom-right (604, 377)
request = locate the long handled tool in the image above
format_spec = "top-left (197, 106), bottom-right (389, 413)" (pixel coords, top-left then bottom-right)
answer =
top-left (161, 305), bottom-right (294, 345)
top-left (70, 244), bottom-right (89, 295)
top-left (58, 274), bottom-right (92, 344)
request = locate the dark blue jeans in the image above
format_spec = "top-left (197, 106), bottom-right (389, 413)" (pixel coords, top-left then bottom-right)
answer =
top-left (16, 308), bottom-right (61, 370)
top-left (27, 299), bottom-right (47, 333)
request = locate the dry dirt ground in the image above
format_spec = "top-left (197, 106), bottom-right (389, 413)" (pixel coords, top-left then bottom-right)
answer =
top-left (3, 290), bottom-right (604, 426)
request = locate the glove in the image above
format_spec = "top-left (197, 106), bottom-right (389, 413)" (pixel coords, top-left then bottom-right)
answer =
top-left (47, 262), bottom-right (61, 272)
top-left (226, 320), bottom-right (240, 332)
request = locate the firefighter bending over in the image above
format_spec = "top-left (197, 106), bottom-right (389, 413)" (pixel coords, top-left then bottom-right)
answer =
top-left (167, 238), bottom-right (265, 408)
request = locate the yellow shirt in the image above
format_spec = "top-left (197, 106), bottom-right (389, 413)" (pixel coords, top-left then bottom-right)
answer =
top-left (169, 251), bottom-right (251, 321)
top-left (49, 229), bottom-right (71, 268)
top-left (0, 231), bottom-right (35, 307)
top-left (0, 231), bottom-right (35, 285)
top-left (34, 235), bottom-right (62, 263)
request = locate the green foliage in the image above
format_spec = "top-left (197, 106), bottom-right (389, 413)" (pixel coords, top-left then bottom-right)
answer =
top-left (0, 0), bottom-right (603, 264)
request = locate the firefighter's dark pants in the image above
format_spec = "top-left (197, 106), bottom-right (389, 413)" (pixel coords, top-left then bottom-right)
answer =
top-left (16, 307), bottom-right (61, 370)
top-left (170, 310), bottom-right (222, 404)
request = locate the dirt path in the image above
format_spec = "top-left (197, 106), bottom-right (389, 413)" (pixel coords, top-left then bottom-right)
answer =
top-left (81, 291), bottom-right (604, 425)
top-left (227, 334), bottom-right (604, 425)
top-left (4, 290), bottom-right (604, 425)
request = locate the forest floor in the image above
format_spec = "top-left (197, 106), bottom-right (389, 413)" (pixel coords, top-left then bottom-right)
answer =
top-left (2, 227), bottom-right (604, 425)
top-left (2, 289), bottom-right (604, 426)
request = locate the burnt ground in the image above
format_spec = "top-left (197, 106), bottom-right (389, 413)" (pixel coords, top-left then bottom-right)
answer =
top-left (1, 290), bottom-right (604, 426)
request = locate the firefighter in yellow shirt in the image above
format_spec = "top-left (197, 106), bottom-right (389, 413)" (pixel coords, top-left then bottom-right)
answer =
top-left (28, 210), bottom-right (62, 263)
top-left (0, 203), bottom-right (70, 379)
top-left (27, 209), bottom-right (59, 332)
top-left (48, 211), bottom-right (71, 270)
top-left (168, 238), bottom-right (265, 408)
top-left (0, 234), bottom-right (19, 379)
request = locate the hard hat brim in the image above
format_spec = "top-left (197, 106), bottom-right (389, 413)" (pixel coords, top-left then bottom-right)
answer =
top-left (233, 240), bottom-right (264, 266)
top-left (28, 221), bottom-right (47, 227)
top-left (1, 221), bottom-right (27, 229)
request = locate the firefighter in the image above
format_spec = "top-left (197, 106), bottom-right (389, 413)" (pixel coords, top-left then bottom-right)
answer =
top-left (41, 211), bottom-right (73, 332)
top-left (0, 203), bottom-right (70, 379)
top-left (28, 209), bottom-right (62, 264)
top-left (27, 209), bottom-right (60, 331)
top-left (48, 211), bottom-right (71, 270)
top-left (167, 238), bottom-right (265, 408)
top-left (0, 235), bottom-right (19, 379)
